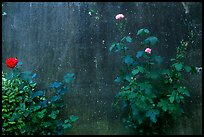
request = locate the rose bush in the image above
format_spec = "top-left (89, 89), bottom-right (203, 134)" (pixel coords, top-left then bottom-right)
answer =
top-left (110, 14), bottom-right (197, 135)
top-left (2, 60), bottom-right (78, 135)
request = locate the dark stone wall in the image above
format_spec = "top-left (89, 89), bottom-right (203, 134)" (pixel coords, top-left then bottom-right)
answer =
top-left (2, 2), bottom-right (202, 135)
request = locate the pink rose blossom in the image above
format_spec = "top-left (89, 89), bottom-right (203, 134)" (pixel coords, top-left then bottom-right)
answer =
top-left (145, 48), bottom-right (152, 53)
top-left (115, 14), bottom-right (125, 20)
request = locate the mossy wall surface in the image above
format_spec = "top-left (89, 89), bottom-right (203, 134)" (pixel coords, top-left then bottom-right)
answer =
top-left (2, 2), bottom-right (202, 135)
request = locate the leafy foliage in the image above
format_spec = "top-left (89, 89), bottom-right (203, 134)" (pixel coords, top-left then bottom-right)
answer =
top-left (137, 28), bottom-right (150, 36)
top-left (142, 36), bottom-right (159, 46)
top-left (63, 73), bottom-right (75, 83)
top-left (109, 42), bottom-right (128, 52)
top-left (2, 65), bottom-right (78, 135)
top-left (2, 2), bottom-right (7, 16)
top-left (110, 28), bottom-right (197, 134)
top-left (123, 55), bottom-right (134, 65)
top-left (136, 51), bottom-right (144, 58)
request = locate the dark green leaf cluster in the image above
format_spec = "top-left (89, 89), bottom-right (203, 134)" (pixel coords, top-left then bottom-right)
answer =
top-left (111, 28), bottom-right (196, 134)
top-left (2, 67), bottom-right (78, 135)
top-left (109, 37), bottom-right (131, 52)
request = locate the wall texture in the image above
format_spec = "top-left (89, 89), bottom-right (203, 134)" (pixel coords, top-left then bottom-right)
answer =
top-left (2, 2), bottom-right (202, 135)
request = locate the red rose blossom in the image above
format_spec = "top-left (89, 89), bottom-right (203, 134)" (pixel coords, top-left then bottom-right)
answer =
top-left (6, 57), bottom-right (18, 69)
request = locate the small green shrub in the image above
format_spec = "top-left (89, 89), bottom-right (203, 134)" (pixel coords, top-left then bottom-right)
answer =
top-left (110, 15), bottom-right (197, 135)
top-left (2, 63), bottom-right (78, 135)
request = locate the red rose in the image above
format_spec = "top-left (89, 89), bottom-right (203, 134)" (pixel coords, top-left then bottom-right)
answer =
top-left (6, 57), bottom-right (18, 69)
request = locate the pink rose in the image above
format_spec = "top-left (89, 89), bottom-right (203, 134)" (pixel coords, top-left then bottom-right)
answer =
top-left (115, 14), bottom-right (125, 20)
top-left (145, 48), bottom-right (152, 54)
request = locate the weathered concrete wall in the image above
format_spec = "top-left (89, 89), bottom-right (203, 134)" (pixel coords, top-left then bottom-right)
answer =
top-left (2, 2), bottom-right (202, 135)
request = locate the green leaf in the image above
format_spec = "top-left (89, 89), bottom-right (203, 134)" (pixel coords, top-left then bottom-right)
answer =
top-left (9, 99), bottom-right (15, 103)
top-left (20, 102), bottom-right (26, 111)
top-left (90, 9), bottom-right (96, 14)
top-left (138, 82), bottom-right (151, 91)
top-left (10, 113), bottom-right (18, 122)
top-left (143, 36), bottom-right (159, 46)
top-left (69, 115), bottom-right (78, 122)
top-left (178, 87), bottom-right (190, 97)
top-left (184, 90), bottom-right (190, 97)
top-left (30, 90), bottom-right (44, 98)
top-left (148, 71), bottom-right (159, 79)
top-left (184, 66), bottom-right (192, 72)
top-left (132, 69), bottom-right (139, 75)
top-left (43, 122), bottom-right (52, 128)
top-left (145, 109), bottom-right (159, 123)
top-left (6, 72), bottom-right (13, 79)
top-left (114, 77), bottom-right (121, 83)
top-left (175, 96), bottom-right (180, 103)
top-left (125, 74), bottom-right (131, 82)
top-left (162, 105), bottom-right (167, 112)
top-left (63, 123), bottom-right (72, 129)
top-left (23, 111), bottom-right (29, 117)
top-left (161, 69), bottom-right (170, 75)
top-left (169, 96), bottom-right (174, 103)
top-left (31, 116), bottom-right (38, 123)
top-left (123, 55), bottom-right (134, 65)
top-left (20, 128), bottom-right (26, 134)
top-left (157, 99), bottom-right (168, 112)
top-left (51, 95), bottom-right (60, 102)
top-left (111, 43), bottom-right (127, 52)
top-left (125, 36), bottom-right (132, 43)
top-left (154, 55), bottom-right (163, 64)
top-left (32, 105), bottom-right (41, 111)
top-left (137, 66), bottom-right (145, 73)
top-left (190, 66), bottom-right (198, 74)
top-left (170, 58), bottom-right (176, 62)
top-left (109, 42), bottom-right (116, 52)
top-left (37, 109), bottom-right (46, 119)
top-left (137, 82), bottom-right (152, 93)
top-left (16, 61), bottom-right (23, 67)
top-left (49, 82), bottom-right (62, 88)
top-left (19, 71), bottom-right (33, 82)
top-left (115, 43), bottom-right (122, 51)
top-left (63, 73), bottom-right (75, 83)
top-left (137, 28), bottom-right (150, 36)
top-left (136, 51), bottom-right (144, 58)
top-left (57, 87), bottom-right (68, 95)
top-left (174, 63), bottom-right (183, 71)
top-left (8, 122), bottom-right (16, 124)
top-left (4, 123), bottom-right (9, 127)
top-left (49, 113), bottom-right (57, 119)
top-left (32, 73), bottom-right (37, 79)
top-left (64, 119), bottom-right (70, 124)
